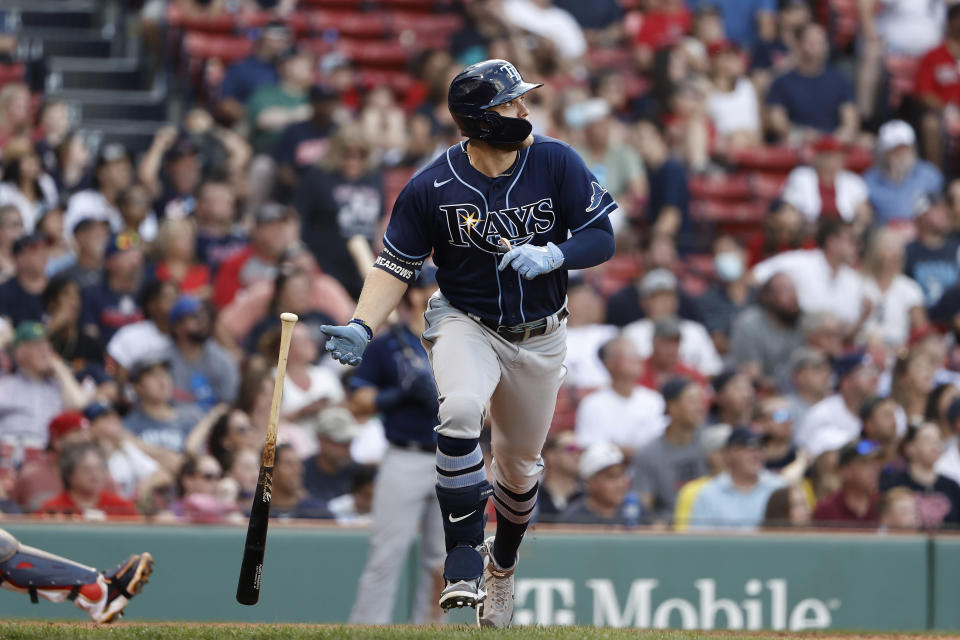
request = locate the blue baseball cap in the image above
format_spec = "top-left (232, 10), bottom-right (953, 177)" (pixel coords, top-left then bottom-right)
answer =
top-left (83, 400), bottom-right (115, 422)
top-left (834, 350), bottom-right (870, 382)
top-left (725, 427), bottom-right (763, 449)
top-left (169, 295), bottom-right (202, 325)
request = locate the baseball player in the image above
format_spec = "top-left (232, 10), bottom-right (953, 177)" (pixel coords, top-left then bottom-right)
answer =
top-left (0, 529), bottom-right (152, 623)
top-left (348, 269), bottom-right (444, 624)
top-left (321, 59), bottom-right (616, 628)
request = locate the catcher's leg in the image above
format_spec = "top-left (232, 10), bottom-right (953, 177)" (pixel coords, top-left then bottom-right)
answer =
top-left (0, 528), bottom-right (153, 623)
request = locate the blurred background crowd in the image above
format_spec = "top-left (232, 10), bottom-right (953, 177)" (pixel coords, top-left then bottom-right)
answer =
top-left (0, 0), bottom-right (959, 532)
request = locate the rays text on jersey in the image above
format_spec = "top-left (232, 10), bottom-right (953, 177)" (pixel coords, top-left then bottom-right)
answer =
top-left (440, 198), bottom-right (557, 254)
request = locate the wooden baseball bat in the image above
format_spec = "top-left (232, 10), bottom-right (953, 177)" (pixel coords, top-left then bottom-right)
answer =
top-left (236, 312), bottom-right (298, 605)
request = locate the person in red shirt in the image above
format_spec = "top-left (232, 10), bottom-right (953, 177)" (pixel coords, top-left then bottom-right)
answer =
top-left (39, 442), bottom-right (138, 518)
top-left (637, 318), bottom-right (708, 393)
top-left (915, 5), bottom-right (960, 166)
top-left (12, 411), bottom-right (93, 513)
top-left (211, 202), bottom-right (294, 309)
top-left (812, 439), bottom-right (882, 527)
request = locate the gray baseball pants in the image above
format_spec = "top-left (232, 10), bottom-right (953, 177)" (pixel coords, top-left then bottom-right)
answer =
top-left (349, 445), bottom-right (445, 623)
top-left (422, 292), bottom-right (567, 494)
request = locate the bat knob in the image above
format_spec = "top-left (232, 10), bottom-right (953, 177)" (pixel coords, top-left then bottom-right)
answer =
top-left (280, 312), bottom-right (299, 323)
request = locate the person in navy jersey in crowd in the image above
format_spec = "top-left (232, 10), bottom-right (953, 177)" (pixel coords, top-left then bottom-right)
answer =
top-left (634, 118), bottom-right (694, 254)
top-left (906, 195), bottom-right (960, 309)
top-left (215, 21), bottom-right (291, 126)
top-left (294, 125), bottom-right (384, 300)
top-left (349, 268), bottom-right (444, 624)
top-left (81, 231), bottom-right (150, 346)
top-left (0, 232), bottom-right (48, 326)
top-left (193, 181), bottom-right (248, 275)
top-left (273, 85), bottom-right (341, 197)
top-left (881, 422), bottom-right (960, 528)
top-left (765, 23), bottom-right (859, 141)
top-left (303, 407), bottom-right (364, 503)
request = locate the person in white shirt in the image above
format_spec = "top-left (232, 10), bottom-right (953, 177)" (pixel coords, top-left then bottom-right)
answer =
top-left (502, 0), bottom-right (588, 60)
top-left (860, 227), bottom-right (927, 349)
top-left (752, 218), bottom-right (868, 333)
top-left (781, 137), bottom-right (871, 226)
top-left (706, 40), bottom-right (761, 149)
top-left (795, 351), bottom-right (880, 456)
top-left (575, 335), bottom-right (666, 457)
top-left (623, 269), bottom-right (722, 377)
top-left (106, 280), bottom-right (176, 372)
top-left (563, 279), bottom-right (617, 389)
top-left (279, 323), bottom-right (345, 430)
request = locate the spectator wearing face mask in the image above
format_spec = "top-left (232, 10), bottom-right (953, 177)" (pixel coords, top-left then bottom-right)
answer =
top-left (696, 235), bottom-right (752, 356)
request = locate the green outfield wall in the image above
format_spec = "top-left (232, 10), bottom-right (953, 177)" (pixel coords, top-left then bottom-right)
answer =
top-left (0, 523), bottom-right (956, 631)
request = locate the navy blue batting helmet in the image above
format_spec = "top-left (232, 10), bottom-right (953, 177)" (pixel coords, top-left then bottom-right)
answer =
top-left (448, 59), bottom-right (542, 146)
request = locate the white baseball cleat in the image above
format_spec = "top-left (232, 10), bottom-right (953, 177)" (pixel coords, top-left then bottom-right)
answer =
top-left (476, 536), bottom-right (516, 629)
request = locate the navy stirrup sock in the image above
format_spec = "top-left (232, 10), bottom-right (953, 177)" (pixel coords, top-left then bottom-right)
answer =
top-left (492, 481), bottom-right (539, 569)
top-left (435, 435), bottom-right (492, 580)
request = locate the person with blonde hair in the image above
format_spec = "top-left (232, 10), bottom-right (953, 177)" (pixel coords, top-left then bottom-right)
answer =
top-left (294, 124), bottom-right (384, 299)
top-left (860, 227), bottom-right (927, 349)
top-left (153, 217), bottom-right (210, 299)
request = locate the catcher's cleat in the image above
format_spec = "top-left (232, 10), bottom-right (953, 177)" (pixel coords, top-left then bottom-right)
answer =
top-left (97, 552), bottom-right (154, 623)
top-left (477, 536), bottom-right (516, 628)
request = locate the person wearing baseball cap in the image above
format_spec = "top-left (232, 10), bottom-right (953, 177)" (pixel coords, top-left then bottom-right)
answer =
top-left (687, 427), bottom-right (787, 530)
top-left (124, 350), bottom-right (206, 454)
top-left (82, 230), bottom-right (147, 345)
top-left (623, 269), bottom-right (722, 379)
top-left (0, 231), bottom-right (48, 326)
top-left (784, 346), bottom-right (831, 424)
top-left (274, 84), bottom-right (341, 189)
top-left (11, 410), bottom-right (92, 512)
top-left (166, 295), bottom-right (238, 409)
top-left (304, 407), bottom-right (363, 503)
top-left (864, 120), bottom-right (942, 224)
top-left (554, 441), bottom-right (644, 526)
top-left (629, 377), bottom-right (708, 523)
top-left (794, 350), bottom-right (878, 455)
top-left (812, 439), bottom-right (883, 526)
top-left (64, 142), bottom-right (132, 239)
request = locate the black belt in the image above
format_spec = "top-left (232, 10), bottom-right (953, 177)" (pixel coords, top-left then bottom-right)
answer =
top-left (388, 440), bottom-right (437, 453)
top-left (469, 309), bottom-right (569, 343)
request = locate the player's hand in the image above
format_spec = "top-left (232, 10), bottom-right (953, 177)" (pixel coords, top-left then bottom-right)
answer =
top-left (497, 242), bottom-right (564, 280)
top-left (319, 323), bottom-right (370, 366)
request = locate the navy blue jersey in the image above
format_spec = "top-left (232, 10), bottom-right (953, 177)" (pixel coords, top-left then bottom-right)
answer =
top-left (349, 325), bottom-right (438, 447)
top-left (383, 136), bottom-right (617, 326)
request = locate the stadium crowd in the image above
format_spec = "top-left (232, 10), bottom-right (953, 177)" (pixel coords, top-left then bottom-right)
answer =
top-left (0, 0), bottom-right (959, 533)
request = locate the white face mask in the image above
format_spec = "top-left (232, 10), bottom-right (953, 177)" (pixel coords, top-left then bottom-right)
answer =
top-left (714, 251), bottom-right (745, 282)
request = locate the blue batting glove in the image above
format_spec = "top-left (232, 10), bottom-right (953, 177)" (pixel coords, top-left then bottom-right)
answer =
top-left (497, 242), bottom-right (565, 280)
top-left (319, 323), bottom-right (370, 366)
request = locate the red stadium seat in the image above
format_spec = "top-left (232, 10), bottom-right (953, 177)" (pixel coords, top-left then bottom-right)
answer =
top-left (298, 0), bottom-right (362, 8)
top-left (183, 33), bottom-right (254, 64)
top-left (168, 6), bottom-right (238, 33)
top-left (729, 146), bottom-right (799, 173)
top-left (377, 0), bottom-right (449, 13)
top-left (312, 11), bottom-right (389, 39)
top-left (242, 11), bottom-right (312, 37)
top-left (689, 174), bottom-right (751, 202)
top-left (845, 146), bottom-right (874, 174)
top-left (749, 173), bottom-right (788, 202)
top-left (0, 64), bottom-right (25, 90)
top-left (586, 47), bottom-right (632, 70)
top-left (391, 12), bottom-right (464, 37)
top-left (337, 40), bottom-right (413, 70)
top-left (357, 69), bottom-right (416, 94)
top-left (691, 199), bottom-right (766, 223)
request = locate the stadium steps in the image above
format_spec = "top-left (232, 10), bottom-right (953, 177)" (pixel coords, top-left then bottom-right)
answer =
top-left (6, 0), bottom-right (172, 154)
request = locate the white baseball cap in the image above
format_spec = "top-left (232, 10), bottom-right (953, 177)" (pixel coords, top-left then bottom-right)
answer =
top-left (565, 98), bottom-right (611, 130)
top-left (579, 442), bottom-right (624, 480)
top-left (877, 120), bottom-right (916, 155)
